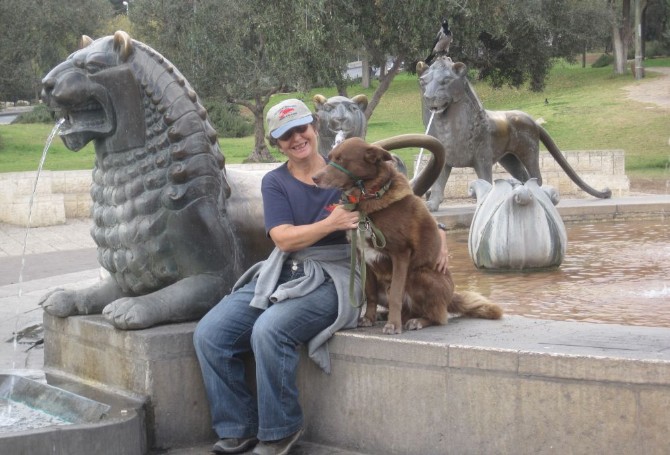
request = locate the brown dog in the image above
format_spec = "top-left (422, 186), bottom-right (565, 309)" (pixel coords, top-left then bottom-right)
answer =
top-left (312, 137), bottom-right (502, 334)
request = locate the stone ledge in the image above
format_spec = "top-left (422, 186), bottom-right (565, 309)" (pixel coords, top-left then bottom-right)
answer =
top-left (43, 313), bottom-right (670, 453)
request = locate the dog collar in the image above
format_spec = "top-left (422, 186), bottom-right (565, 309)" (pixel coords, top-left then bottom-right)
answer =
top-left (329, 162), bottom-right (392, 202)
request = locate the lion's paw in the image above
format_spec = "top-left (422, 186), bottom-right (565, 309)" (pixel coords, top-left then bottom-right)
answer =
top-left (425, 198), bottom-right (441, 212)
top-left (40, 288), bottom-right (79, 317)
top-left (103, 296), bottom-right (160, 330)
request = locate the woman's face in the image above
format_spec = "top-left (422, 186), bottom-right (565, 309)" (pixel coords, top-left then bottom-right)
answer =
top-left (277, 124), bottom-right (318, 161)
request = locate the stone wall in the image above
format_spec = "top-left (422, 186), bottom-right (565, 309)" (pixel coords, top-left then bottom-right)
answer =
top-left (0, 150), bottom-right (629, 226)
top-left (415, 149), bottom-right (629, 199)
top-left (0, 170), bottom-right (91, 227)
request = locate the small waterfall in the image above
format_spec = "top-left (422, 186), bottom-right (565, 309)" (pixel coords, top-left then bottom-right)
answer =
top-left (413, 111), bottom-right (435, 178)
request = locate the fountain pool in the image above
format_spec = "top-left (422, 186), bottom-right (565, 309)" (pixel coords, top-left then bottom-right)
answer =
top-left (447, 218), bottom-right (670, 327)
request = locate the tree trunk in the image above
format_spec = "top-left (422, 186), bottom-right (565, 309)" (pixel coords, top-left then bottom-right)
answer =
top-left (633, 0), bottom-right (647, 80)
top-left (611, 0), bottom-right (632, 75)
top-left (361, 57), bottom-right (371, 89)
top-left (246, 105), bottom-right (276, 163)
top-left (364, 57), bottom-right (403, 120)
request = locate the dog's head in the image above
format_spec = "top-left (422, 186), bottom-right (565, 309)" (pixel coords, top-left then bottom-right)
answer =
top-left (312, 137), bottom-right (393, 191)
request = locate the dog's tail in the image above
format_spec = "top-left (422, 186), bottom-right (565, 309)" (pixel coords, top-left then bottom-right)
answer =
top-left (449, 291), bottom-right (503, 320)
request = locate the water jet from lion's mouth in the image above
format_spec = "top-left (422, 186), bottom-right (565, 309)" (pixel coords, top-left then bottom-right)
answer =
top-left (413, 111), bottom-right (436, 177)
top-left (6, 118), bottom-right (65, 427)
top-left (331, 130), bottom-right (346, 151)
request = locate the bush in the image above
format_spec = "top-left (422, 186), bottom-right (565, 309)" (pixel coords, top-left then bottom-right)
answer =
top-left (13, 104), bottom-right (55, 124)
top-left (591, 53), bottom-right (614, 68)
top-left (204, 100), bottom-right (254, 138)
top-left (645, 40), bottom-right (670, 58)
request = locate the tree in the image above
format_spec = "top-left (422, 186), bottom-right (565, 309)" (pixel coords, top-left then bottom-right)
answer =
top-left (352, 0), bottom-right (461, 117)
top-left (0, 0), bottom-right (112, 102)
top-left (132, 0), bottom-right (356, 162)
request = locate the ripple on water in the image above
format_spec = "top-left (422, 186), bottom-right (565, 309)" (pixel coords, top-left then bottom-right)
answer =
top-left (0, 398), bottom-right (70, 433)
top-left (447, 219), bottom-right (670, 327)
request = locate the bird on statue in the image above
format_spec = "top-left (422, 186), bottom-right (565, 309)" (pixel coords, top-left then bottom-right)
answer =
top-left (425, 18), bottom-right (452, 65)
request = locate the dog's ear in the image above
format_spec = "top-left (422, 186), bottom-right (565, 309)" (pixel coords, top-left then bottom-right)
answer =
top-left (364, 144), bottom-right (393, 164)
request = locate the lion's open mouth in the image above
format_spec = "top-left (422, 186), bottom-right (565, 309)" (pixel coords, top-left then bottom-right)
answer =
top-left (59, 100), bottom-right (108, 134)
top-left (56, 99), bottom-right (113, 151)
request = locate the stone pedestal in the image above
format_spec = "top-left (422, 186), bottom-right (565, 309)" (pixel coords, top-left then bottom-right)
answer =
top-left (43, 313), bottom-right (214, 449)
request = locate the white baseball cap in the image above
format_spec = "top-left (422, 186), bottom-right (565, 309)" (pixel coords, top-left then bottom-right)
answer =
top-left (267, 99), bottom-right (314, 139)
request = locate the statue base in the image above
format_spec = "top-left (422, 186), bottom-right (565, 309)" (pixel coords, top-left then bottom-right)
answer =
top-left (43, 313), bottom-right (214, 449)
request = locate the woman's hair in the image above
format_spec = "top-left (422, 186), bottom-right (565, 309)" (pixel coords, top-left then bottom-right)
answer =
top-left (266, 117), bottom-right (319, 148)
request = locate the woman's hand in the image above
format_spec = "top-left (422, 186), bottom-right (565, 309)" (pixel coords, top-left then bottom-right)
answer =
top-left (327, 204), bottom-right (360, 231)
top-left (435, 228), bottom-right (450, 274)
top-left (268, 204), bottom-right (360, 252)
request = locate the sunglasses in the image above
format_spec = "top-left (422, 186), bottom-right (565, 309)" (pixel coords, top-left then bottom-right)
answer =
top-left (277, 124), bottom-right (309, 141)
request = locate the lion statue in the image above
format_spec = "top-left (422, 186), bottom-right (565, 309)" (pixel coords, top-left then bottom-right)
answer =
top-left (417, 56), bottom-right (611, 211)
top-left (39, 31), bottom-right (272, 329)
top-left (313, 94), bottom-right (407, 175)
top-left (313, 94), bottom-right (368, 156)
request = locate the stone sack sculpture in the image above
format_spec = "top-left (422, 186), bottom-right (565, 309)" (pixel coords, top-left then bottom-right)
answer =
top-left (39, 31), bottom-right (265, 329)
top-left (468, 178), bottom-right (567, 270)
top-left (417, 56), bottom-right (611, 212)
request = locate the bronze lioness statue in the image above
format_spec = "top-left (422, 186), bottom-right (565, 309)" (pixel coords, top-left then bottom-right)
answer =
top-left (313, 94), bottom-right (369, 157)
top-left (313, 93), bottom-right (408, 175)
top-left (417, 57), bottom-right (611, 211)
top-left (39, 31), bottom-right (268, 329)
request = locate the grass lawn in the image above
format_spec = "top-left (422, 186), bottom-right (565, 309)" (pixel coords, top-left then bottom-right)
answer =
top-left (1, 57), bottom-right (668, 178)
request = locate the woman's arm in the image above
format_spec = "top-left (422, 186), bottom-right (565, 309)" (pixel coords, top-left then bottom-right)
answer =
top-left (269, 205), bottom-right (359, 252)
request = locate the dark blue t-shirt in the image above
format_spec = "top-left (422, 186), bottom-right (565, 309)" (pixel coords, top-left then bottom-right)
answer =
top-left (262, 163), bottom-right (347, 247)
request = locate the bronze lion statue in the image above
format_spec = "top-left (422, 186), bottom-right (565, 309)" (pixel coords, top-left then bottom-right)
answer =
top-left (39, 31), bottom-right (273, 329)
top-left (417, 57), bottom-right (611, 211)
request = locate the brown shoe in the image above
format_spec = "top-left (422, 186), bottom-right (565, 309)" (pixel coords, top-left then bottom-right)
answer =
top-left (251, 428), bottom-right (304, 455)
top-left (212, 436), bottom-right (259, 454)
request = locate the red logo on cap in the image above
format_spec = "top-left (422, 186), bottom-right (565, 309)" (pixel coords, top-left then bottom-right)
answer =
top-left (278, 107), bottom-right (296, 119)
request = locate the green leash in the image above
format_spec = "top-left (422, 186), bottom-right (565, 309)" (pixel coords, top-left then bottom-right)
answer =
top-left (347, 209), bottom-right (386, 308)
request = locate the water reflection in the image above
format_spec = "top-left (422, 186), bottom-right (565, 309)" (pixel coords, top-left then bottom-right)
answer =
top-left (447, 219), bottom-right (670, 327)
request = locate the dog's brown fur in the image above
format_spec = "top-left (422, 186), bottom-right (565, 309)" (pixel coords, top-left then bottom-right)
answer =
top-left (313, 137), bottom-right (502, 334)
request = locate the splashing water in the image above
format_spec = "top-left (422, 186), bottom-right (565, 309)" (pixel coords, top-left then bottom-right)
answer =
top-left (331, 130), bottom-right (346, 150)
top-left (413, 111), bottom-right (435, 178)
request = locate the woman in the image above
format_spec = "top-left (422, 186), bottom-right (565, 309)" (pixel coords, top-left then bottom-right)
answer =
top-left (193, 99), bottom-right (363, 455)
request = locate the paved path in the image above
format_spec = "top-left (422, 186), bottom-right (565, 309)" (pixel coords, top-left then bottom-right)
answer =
top-left (622, 66), bottom-right (670, 109)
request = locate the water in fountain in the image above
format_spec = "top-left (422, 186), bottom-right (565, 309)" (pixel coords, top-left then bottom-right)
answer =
top-left (413, 111), bottom-right (435, 178)
top-left (0, 397), bottom-right (70, 432)
top-left (2, 118), bottom-right (65, 427)
top-left (446, 218), bottom-right (670, 327)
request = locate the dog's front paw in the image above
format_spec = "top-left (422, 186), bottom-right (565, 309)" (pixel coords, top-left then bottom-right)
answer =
top-left (358, 317), bottom-right (374, 327)
top-left (382, 322), bottom-right (402, 335)
top-left (405, 318), bottom-right (424, 331)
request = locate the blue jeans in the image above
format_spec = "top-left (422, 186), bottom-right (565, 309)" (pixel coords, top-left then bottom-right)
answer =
top-left (193, 262), bottom-right (338, 441)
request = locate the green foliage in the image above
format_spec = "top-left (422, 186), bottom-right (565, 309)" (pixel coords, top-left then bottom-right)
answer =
top-left (591, 54), bottom-right (614, 68)
top-left (13, 104), bottom-right (54, 124)
top-left (203, 100), bottom-right (254, 138)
